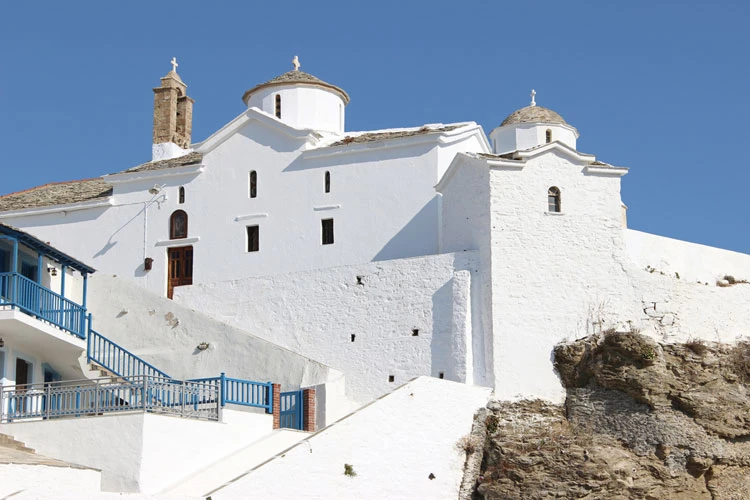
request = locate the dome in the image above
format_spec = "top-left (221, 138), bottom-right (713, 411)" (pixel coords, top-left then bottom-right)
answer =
top-left (242, 70), bottom-right (350, 105)
top-left (500, 105), bottom-right (567, 127)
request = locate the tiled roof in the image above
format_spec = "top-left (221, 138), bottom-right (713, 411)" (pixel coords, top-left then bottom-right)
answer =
top-left (0, 153), bottom-right (202, 213)
top-left (243, 70), bottom-right (350, 104)
top-left (118, 151), bottom-right (203, 174)
top-left (0, 178), bottom-right (112, 213)
top-left (328, 125), bottom-right (464, 147)
top-left (500, 106), bottom-right (568, 127)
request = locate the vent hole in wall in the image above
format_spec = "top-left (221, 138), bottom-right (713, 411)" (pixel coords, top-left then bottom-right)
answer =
top-left (439, 372), bottom-right (444, 379)
top-left (351, 334), bottom-right (356, 342)
top-left (356, 275), bottom-right (364, 285)
top-left (388, 375), bottom-right (395, 383)
top-left (412, 329), bottom-right (419, 336)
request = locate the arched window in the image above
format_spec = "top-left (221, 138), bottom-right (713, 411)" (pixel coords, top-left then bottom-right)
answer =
top-left (547, 187), bottom-right (561, 213)
top-left (249, 171), bottom-right (257, 198)
top-left (170, 210), bottom-right (188, 239)
top-left (545, 129), bottom-right (552, 143)
top-left (178, 187), bottom-right (185, 204)
top-left (275, 95), bottom-right (281, 119)
top-left (324, 171), bottom-right (331, 193)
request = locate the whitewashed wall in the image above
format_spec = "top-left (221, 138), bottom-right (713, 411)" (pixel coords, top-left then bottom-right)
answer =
top-left (175, 252), bottom-right (483, 403)
top-left (441, 149), bottom-right (750, 403)
top-left (1, 120), bottom-right (485, 299)
top-left (0, 410), bottom-right (273, 493)
top-left (625, 228), bottom-right (750, 284)
top-left (245, 85), bottom-right (347, 133)
top-left (210, 377), bottom-right (492, 500)
top-left (86, 274), bottom-right (336, 391)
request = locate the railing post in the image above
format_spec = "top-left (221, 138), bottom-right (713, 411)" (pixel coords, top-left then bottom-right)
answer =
top-left (266, 381), bottom-right (273, 414)
top-left (181, 380), bottom-right (186, 418)
top-left (45, 384), bottom-right (51, 420)
top-left (219, 372), bottom-right (226, 408)
top-left (94, 383), bottom-right (100, 415)
top-left (143, 376), bottom-right (149, 413)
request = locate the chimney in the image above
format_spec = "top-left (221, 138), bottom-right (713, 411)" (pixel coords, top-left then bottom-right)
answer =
top-left (152, 58), bottom-right (194, 161)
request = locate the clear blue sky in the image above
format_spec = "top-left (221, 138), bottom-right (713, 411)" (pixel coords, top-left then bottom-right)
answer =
top-left (1, 1), bottom-right (748, 254)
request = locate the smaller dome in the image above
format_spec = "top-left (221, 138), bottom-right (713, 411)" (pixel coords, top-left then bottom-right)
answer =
top-left (500, 105), bottom-right (567, 127)
top-left (243, 70), bottom-right (350, 105)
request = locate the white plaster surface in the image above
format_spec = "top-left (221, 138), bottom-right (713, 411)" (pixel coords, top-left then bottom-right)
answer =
top-left (625, 228), bottom-right (750, 284)
top-left (0, 463), bottom-right (101, 497)
top-left (440, 148), bottom-right (750, 402)
top-left (244, 85), bottom-right (347, 133)
top-left (175, 252), bottom-right (483, 403)
top-left (0, 410), bottom-right (276, 493)
top-left (163, 429), bottom-right (307, 496)
top-left (489, 122), bottom-right (578, 154)
top-left (0, 121), bottom-right (486, 299)
top-left (210, 377), bottom-right (491, 500)
top-left (86, 274), bottom-right (337, 390)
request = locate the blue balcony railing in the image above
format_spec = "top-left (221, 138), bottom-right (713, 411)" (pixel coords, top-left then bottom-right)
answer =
top-left (189, 373), bottom-right (273, 413)
top-left (88, 329), bottom-right (171, 380)
top-left (0, 272), bottom-right (86, 339)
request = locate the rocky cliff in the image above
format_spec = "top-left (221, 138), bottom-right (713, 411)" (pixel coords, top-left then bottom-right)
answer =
top-left (468, 333), bottom-right (750, 499)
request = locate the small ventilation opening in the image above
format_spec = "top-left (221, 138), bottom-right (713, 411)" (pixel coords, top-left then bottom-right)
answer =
top-left (412, 329), bottom-right (419, 336)
top-left (439, 372), bottom-right (444, 379)
top-left (351, 334), bottom-right (356, 342)
top-left (356, 275), bottom-right (364, 286)
top-left (388, 375), bottom-right (395, 383)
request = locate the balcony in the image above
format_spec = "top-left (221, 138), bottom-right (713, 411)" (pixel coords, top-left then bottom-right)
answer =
top-left (0, 225), bottom-right (95, 381)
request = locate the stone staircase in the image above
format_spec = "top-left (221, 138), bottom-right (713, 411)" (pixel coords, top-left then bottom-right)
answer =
top-left (0, 433), bottom-right (35, 454)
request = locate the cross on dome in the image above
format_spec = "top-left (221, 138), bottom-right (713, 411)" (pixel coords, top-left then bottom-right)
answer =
top-left (171, 57), bottom-right (178, 73)
top-left (292, 55), bottom-right (300, 71)
top-left (530, 89), bottom-right (536, 107)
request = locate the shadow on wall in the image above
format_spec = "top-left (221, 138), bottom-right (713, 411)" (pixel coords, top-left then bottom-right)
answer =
top-left (431, 280), bottom-right (453, 380)
top-left (373, 197), bottom-right (439, 262)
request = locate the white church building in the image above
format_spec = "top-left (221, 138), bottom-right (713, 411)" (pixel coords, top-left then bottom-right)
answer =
top-left (0, 58), bottom-right (748, 498)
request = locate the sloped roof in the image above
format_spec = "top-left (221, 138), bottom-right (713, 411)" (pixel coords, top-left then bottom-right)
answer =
top-left (500, 105), bottom-right (568, 127)
top-left (117, 151), bottom-right (203, 174)
top-left (0, 178), bottom-right (112, 213)
top-left (242, 70), bottom-right (350, 104)
top-left (0, 153), bottom-right (202, 213)
top-left (328, 125), bottom-right (464, 147)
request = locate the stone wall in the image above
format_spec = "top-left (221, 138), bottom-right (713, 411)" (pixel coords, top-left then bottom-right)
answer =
top-left (175, 252), bottom-right (482, 403)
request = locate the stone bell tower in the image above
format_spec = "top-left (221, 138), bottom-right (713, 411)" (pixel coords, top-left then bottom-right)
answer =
top-left (152, 57), bottom-right (194, 161)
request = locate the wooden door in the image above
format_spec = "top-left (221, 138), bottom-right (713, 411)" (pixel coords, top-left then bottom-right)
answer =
top-left (167, 246), bottom-right (193, 299)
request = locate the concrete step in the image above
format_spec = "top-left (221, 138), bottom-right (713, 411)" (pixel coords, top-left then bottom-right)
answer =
top-left (0, 433), bottom-right (35, 454)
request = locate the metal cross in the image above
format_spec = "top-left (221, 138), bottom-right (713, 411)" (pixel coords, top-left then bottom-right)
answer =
top-left (171, 57), bottom-right (178, 73)
top-left (530, 89), bottom-right (536, 107)
top-left (292, 55), bottom-right (300, 71)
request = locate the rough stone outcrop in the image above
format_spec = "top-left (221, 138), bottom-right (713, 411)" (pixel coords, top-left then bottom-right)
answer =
top-left (472, 333), bottom-right (750, 499)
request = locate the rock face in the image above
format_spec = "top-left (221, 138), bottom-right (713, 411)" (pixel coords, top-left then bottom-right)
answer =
top-left (472, 333), bottom-right (750, 500)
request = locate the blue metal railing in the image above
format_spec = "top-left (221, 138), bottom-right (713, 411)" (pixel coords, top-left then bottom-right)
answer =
top-left (0, 272), bottom-right (86, 339)
top-left (279, 389), bottom-right (303, 430)
top-left (87, 329), bottom-right (171, 380)
top-left (189, 373), bottom-right (273, 413)
top-left (0, 375), bottom-right (221, 423)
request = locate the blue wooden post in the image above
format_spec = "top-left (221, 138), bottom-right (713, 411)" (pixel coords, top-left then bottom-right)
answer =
top-left (11, 238), bottom-right (18, 304)
top-left (267, 381), bottom-right (273, 414)
top-left (82, 273), bottom-right (88, 310)
top-left (36, 254), bottom-right (43, 284)
top-left (219, 372), bottom-right (226, 407)
top-left (60, 265), bottom-right (66, 298)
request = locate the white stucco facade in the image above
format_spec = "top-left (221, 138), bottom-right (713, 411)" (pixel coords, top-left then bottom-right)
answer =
top-left (1, 60), bottom-right (749, 497)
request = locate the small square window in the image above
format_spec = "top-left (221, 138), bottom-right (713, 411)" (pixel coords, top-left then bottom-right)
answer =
top-left (321, 218), bottom-right (334, 245)
top-left (246, 225), bottom-right (259, 252)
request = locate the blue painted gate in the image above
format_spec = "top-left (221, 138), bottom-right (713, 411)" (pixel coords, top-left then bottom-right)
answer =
top-left (279, 389), bottom-right (303, 430)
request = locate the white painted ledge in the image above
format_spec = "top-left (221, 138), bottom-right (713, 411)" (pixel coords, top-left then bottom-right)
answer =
top-left (544, 212), bottom-right (565, 216)
top-left (313, 204), bottom-right (341, 211)
top-left (155, 236), bottom-right (200, 247)
top-left (235, 213), bottom-right (269, 222)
